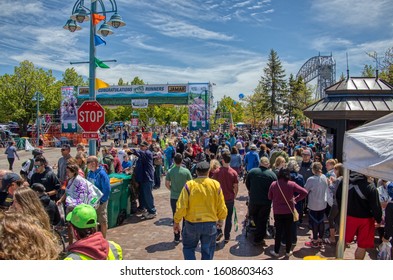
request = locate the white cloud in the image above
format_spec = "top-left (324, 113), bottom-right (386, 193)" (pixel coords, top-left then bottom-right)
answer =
top-left (311, 0), bottom-right (393, 28)
top-left (0, 1), bottom-right (44, 17)
top-left (310, 36), bottom-right (353, 52)
top-left (146, 14), bottom-right (234, 41)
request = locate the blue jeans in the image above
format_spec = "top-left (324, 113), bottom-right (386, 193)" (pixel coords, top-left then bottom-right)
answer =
top-left (139, 181), bottom-right (156, 214)
top-left (182, 221), bottom-right (217, 260)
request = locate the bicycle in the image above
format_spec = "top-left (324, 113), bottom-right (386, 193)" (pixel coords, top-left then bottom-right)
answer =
top-left (52, 223), bottom-right (68, 259)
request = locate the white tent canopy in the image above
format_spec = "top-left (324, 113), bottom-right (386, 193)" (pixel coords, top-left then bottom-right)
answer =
top-left (343, 112), bottom-right (393, 182)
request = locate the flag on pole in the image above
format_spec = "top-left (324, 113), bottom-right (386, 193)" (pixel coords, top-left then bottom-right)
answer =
top-left (95, 58), bottom-right (110, 69)
top-left (95, 78), bottom-right (110, 89)
top-left (94, 35), bottom-right (106, 46)
top-left (92, 14), bottom-right (106, 25)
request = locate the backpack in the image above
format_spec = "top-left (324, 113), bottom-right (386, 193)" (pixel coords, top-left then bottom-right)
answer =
top-left (20, 159), bottom-right (34, 177)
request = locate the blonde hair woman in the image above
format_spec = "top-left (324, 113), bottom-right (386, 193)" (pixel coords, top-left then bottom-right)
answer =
top-left (11, 186), bottom-right (51, 231)
top-left (304, 162), bottom-right (329, 248)
top-left (273, 156), bottom-right (286, 172)
top-left (0, 211), bottom-right (60, 260)
top-left (209, 159), bottom-right (220, 178)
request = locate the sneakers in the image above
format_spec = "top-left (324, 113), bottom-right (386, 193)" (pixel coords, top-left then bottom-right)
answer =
top-left (269, 250), bottom-right (279, 257)
top-left (285, 251), bottom-right (293, 257)
top-left (136, 208), bottom-right (147, 215)
top-left (305, 241), bottom-right (320, 248)
top-left (141, 212), bottom-right (157, 220)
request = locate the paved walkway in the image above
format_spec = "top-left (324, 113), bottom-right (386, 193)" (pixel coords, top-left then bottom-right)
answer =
top-left (0, 145), bottom-right (378, 260)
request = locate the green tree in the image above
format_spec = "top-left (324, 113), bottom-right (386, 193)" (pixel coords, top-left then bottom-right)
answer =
top-left (61, 68), bottom-right (87, 86)
top-left (285, 75), bottom-right (313, 127)
top-left (361, 65), bottom-right (375, 77)
top-left (0, 61), bottom-right (59, 135)
top-left (131, 77), bottom-right (144, 85)
top-left (215, 96), bottom-right (245, 125)
top-left (256, 49), bottom-right (287, 128)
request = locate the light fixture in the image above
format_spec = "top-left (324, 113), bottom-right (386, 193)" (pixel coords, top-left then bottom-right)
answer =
top-left (70, 7), bottom-right (89, 23)
top-left (63, 19), bottom-right (81, 32)
top-left (107, 13), bottom-right (126, 28)
top-left (97, 23), bottom-right (113, 37)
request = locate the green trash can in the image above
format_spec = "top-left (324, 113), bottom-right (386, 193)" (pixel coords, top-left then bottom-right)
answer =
top-left (107, 181), bottom-right (122, 229)
top-left (109, 173), bottom-right (132, 224)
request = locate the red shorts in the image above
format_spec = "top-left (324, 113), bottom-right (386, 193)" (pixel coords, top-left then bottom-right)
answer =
top-left (345, 216), bottom-right (375, 248)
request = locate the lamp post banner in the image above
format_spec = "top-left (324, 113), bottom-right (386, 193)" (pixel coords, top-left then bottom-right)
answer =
top-left (188, 83), bottom-right (210, 131)
top-left (61, 86), bottom-right (78, 133)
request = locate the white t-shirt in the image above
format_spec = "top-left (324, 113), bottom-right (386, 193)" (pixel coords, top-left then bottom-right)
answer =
top-left (117, 149), bottom-right (126, 165)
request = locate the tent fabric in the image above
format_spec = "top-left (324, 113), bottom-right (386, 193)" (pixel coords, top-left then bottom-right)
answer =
top-left (343, 112), bottom-right (393, 181)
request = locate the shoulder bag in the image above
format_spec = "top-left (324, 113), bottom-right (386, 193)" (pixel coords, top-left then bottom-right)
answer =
top-left (276, 181), bottom-right (299, 222)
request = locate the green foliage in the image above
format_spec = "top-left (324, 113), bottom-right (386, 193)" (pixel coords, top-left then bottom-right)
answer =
top-left (257, 49), bottom-right (287, 127)
top-left (361, 65), bottom-right (375, 77)
top-left (284, 75), bottom-right (313, 126)
top-left (215, 96), bottom-right (245, 124)
top-left (131, 77), bottom-right (144, 85)
top-left (61, 68), bottom-right (87, 87)
top-left (0, 61), bottom-right (59, 135)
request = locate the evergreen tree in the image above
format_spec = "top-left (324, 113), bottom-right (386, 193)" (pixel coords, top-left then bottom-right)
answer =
top-left (257, 49), bottom-right (287, 128)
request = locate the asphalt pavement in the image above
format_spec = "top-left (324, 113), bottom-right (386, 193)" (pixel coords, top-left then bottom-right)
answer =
top-left (0, 144), bottom-right (378, 260)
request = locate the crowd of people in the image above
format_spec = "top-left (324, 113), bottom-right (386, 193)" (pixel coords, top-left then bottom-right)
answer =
top-left (0, 125), bottom-right (392, 260)
top-left (0, 144), bottom-right (122, 260)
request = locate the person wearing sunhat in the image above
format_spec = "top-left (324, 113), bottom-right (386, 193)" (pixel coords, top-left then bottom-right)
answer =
top-left (173, 161), bottom-right (227, 260)
top-left (64, 204), bottom-right (123, 260)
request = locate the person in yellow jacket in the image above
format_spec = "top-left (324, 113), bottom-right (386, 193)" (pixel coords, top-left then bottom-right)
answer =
top-left (173, 161), bottom-right (227, 260)
top-left (64, 204), bottom-right (122, 260)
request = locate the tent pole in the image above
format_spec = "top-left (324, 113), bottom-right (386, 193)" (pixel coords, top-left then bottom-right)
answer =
top-left (337, 168), bottom-right (349, 259)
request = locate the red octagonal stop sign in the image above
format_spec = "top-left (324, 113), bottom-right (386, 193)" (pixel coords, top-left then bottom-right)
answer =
top-left (78, 101), bottom-right (105, 132)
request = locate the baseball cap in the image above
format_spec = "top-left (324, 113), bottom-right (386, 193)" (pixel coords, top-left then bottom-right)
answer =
top-left (32, 148), bottom-right (44, 156)
top-left (196, 161), bottom-right (210, 172)
top-left (250, 144), bottom-right (257, 150)
top-left (66, 204), bottom-right (97, 229)
top-left (1, 173), bottom-right (21, 192)
top-left (139, 141), bottom-right (149, 147)
top-left (278, 143), bottom-right (284, 148)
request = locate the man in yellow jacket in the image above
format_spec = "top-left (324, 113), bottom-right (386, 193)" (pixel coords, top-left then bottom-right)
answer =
top-left (64, 204), bottom-right (122, 260)
top-left (174, 161), bottom-right (227, 260)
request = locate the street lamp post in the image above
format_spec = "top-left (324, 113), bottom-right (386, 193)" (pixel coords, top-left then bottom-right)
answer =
top-left (204, 90), bottom-right (208, 130)
top-left (32, 91), bottom-right (44, 147)
top-left (64, 0), bottom-right (126, 156)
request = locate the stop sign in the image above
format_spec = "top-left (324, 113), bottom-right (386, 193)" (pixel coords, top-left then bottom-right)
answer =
top-left (77, 101), bottom-right (105, 132)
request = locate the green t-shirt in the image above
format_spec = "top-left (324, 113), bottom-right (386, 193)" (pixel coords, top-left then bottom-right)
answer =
top-left (166, 165), bottom-right (192, 199)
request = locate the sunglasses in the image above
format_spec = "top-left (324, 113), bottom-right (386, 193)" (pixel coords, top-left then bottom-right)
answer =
top-left (86, 161), bottom-right (94, 164)
top-left (34, 164), bottom-right (42, 168)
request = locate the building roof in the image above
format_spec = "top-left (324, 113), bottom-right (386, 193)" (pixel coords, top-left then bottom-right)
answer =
top-left (304, 77), bottom-right (393, 120)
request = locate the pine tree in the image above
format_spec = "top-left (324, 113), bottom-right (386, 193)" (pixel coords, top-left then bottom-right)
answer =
top-left (257, 49), bottom-right (287, 128)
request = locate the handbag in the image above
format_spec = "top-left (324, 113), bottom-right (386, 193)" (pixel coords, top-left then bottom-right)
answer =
top-left (276, 181), bottom-right (299, 222)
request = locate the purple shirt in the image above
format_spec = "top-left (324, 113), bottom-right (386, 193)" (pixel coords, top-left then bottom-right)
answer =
top-left (268, 179), bottom-right (308, 215)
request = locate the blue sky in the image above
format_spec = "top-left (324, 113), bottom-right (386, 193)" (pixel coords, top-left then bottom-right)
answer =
top-left (1, 0), bottom-right (393, 101)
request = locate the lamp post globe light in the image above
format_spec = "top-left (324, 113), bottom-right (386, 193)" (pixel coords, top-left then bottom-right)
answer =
top-left (63, 0), bottom-right (126, 156)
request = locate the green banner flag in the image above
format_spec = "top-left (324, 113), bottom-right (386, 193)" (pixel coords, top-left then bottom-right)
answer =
top-left (95, 58), bottom-right (110, 69)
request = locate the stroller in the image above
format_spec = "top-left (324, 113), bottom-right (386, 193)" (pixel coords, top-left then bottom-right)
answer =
top-left (244, 197), bottom-right (275, 239)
